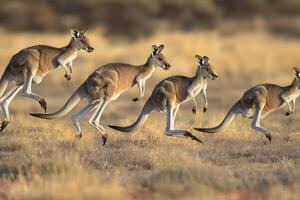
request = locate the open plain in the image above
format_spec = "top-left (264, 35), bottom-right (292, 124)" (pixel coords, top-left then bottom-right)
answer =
top-left (0, 29), bottom-right (300, 200)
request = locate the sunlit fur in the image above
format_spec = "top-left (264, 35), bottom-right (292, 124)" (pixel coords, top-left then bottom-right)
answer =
top-left (30, 44), bottom-right (170, 145)
top-left (108, 55), bottom-right (218, 143)
top-left (0, 28), bottom-right (93, 132)
top-left (194, 67), bottom-right (300, 143)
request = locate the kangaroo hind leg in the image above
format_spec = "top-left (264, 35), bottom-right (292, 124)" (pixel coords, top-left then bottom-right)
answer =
top-left (0, 70), bottom-right (13, 99)
top-left (71, 101), bottom-right (98, 138)
top-left (88, 99), bottom-right (110, 145)
top-left (164, 106), bottom-right (202, 143)
top-left (0, 85), bottom-right (23, 131)
top-left (21, 68), bottom-right (47, 112)
top-left (251, 96), bottom-right (272, 143)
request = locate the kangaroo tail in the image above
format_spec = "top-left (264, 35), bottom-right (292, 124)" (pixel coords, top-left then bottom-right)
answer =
top-left (30, 86), bottom-right (86, 119)
top-left (108, 99), bottom-right (154, 132)
top-left (194, 102), bottom-right (239, 133)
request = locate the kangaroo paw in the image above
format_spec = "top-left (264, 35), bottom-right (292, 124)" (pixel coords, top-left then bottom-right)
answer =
top-left (102, 134), bottom-right (108, 146)
top-left (132, 97), bottom-right (139, 102)
top-left (285, 112), bottom-right (292, 116)
top-left (184, 131), bottom-right (203, 143)
top-left (39, 99), bottom-right (47, 113)
top-left (64, 74), bottom-right (72, 81)
top-left (192, 106), bottom-right (197, 114)
top-left (0, 121), bottom-right (9, 132)
top-left (203, 107), bottom-right (207, 113)
top-left (265, 133), bottom-right (272, 143)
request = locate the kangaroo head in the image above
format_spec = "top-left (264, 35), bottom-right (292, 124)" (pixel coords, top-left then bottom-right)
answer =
top-left (195, 55), bottom-right (218, 80)
top-left (293, 67), bottom-right (300, 87)
top-left (148, 44), bottom-right (171, 70)
top-left (71, 28), bottom-right (94, 53)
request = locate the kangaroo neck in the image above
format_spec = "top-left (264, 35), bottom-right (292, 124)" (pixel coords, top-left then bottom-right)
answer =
top-left (283, 78), bottom-right (300, 93)
top-left (194, 74), bottom-right (207, 83)
top-left (65, 38), bottom-right (79, 51)
top-left (139, 58), bottom-right (156, 79)
top-left (54, 38), bottom-right (79, 69)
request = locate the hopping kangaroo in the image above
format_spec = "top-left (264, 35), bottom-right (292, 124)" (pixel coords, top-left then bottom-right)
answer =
top-left (194, 67), bottom-right (300, 143)
top-left (109, 55), bottom-right (218, 143)
top-left (30, 44), bottom-right (170, 145)
top-left (0, 28), bottom-right (93, 131)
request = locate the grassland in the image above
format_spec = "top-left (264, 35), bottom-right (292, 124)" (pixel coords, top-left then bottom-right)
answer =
top-left (0, 29), bottom-right (300, 200)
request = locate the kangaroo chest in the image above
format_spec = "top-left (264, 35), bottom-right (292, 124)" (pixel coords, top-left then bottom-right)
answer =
top-left (182, 81), bottom-right (206, 103)
top-left (37, 48), bottom-right (78, 77)
top-left (193, 83), bottom-right (205, 95)
top-left (284, 90), bottom-right (300, 102)
top-left (144, 68), bottom-right (155, 80)
top-left (59, 50), bottom-right (78, 65)
top-left (138, 66), bottom-right (155, 81)
top-left (191, 80), bottom-right (207, 96)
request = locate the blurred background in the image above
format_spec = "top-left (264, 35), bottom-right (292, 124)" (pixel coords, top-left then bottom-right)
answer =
top-left (1, 1), bottom-right (300, 199)
top-left (1, 0), bottom-right (300, 117)
top-left (1, 0), bottom-right (300, 39)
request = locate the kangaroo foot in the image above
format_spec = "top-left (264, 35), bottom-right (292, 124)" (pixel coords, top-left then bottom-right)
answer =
top-left (39, 99), bottom-right (47, 113)
top-left (75, 133), bottom-right (82, 139)
top-left (0, 121), bottom-right (9, 132)
top-left (184, 131), bottom-right (203, 143)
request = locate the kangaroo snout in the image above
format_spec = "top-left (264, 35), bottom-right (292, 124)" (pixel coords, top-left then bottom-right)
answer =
top-left (87, 46), bottom-right (94, 53)
top-left (164, 63), bottom-right (171, 70)
top-left (213, 74), bottom-right (218, 80)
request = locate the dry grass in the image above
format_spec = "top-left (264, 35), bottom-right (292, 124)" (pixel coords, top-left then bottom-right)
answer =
top-left (0, 28), bottom-right (300, 200)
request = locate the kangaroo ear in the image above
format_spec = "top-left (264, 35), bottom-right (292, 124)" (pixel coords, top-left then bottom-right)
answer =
top-left (203, 56), bottom-right (209, 63)
top-left (156, 44), bottom-right (164, 54)
top-left (152, 45), bottom-right (159, 56)
top-left (71, 28), bottom-right (80, 38)
top-left (195, 55), bottom-right (204, 65)
top-left (81, 30), bottom-right (87, 36)
top-left (293, 67), bottom-right (300, 78)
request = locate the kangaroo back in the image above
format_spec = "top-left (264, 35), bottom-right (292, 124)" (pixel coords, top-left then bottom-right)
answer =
top-left (30, 86), bottom-right (86, 119)
top-left (194, 102), bottom-right (240, 133)
top-left (109, 99), bottom-right (154, 132)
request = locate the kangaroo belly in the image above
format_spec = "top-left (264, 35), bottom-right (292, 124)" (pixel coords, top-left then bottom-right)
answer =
top-left (37, 64), bottom-right (55, 77)
top-left (150, 87), bottom-right (168, 112)
top-left (37, 56), bottom-right (58, 76)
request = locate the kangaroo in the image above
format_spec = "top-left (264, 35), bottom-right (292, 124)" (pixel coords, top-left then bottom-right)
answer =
top-left (109, 55), bottom-right (218, 143)
top-left (194, 67), bottom-right (300, 143)
top-left (0, 28), bottom-right (94, 132)
top-left (30, 44), bottom-right (170, 145)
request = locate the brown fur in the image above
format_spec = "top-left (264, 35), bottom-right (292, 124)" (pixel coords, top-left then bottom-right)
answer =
top-left (9, 44), bottom-right (72, 79)
top-left (0, 29), bottom-right (93, 132)
top-left (109, 55), bottom-right (218, 143)
top-left (30, 44), bottom-right (170, 145)
top-left (194, 69), bottom-right (300, 143)
top-left (6, 30), bottom-right (93, 84)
